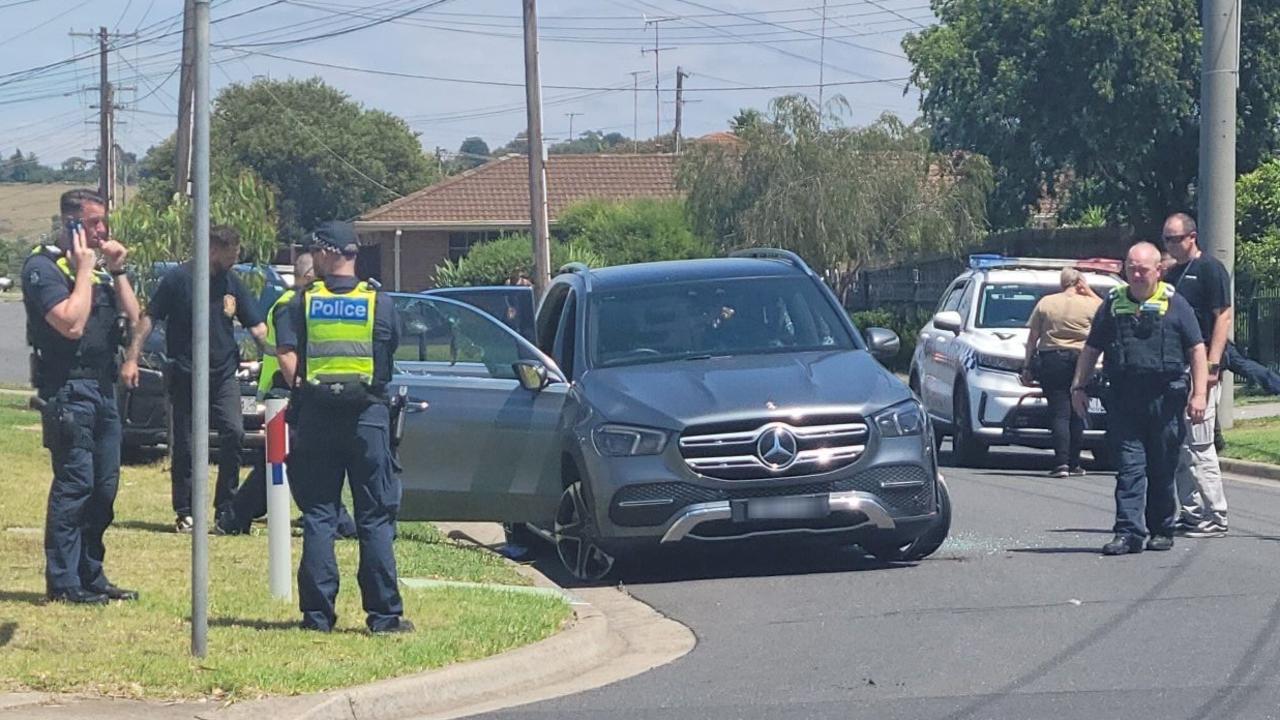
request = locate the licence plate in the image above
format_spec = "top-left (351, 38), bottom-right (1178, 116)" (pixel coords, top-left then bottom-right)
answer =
top-left (240, 396), bottom-right (259, 415)
top-left (1088, 398), bottom-right (1104, 414)
top-left (739, 495), bottom-right (830, 521)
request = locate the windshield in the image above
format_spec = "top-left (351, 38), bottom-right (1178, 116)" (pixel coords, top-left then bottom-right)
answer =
top-left (977, 283), bottom-right (1054, 328)
top-left (590, 276), bottom-right (855, 368)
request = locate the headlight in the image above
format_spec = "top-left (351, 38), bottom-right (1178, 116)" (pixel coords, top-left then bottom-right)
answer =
top-left (976, 352), bottom-right (1023, 373)
top-left (592, 424), bottom-right (669, 456)
top-left (873, 400), bottom-right (925, 437)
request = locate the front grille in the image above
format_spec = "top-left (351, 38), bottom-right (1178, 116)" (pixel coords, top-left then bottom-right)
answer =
top-left (608, 465), bottom-right (934, 527)
top-left (679, 413), bottom-right (868, 480)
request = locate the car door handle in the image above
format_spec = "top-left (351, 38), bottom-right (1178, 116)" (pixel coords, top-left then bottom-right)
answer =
top-left (405, 399), bottom-right (430, 413)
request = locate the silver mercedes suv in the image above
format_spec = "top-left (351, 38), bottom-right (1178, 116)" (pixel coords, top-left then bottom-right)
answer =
top-left (391, 250), bottom-right (950, 581)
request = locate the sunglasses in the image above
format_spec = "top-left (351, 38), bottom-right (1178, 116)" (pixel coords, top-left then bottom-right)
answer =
top-left (1161, 232), bottom-right (1193, 243)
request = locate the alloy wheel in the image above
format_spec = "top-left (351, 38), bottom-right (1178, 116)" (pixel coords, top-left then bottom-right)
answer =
top-left (553, 481), bottom-right (615, 583)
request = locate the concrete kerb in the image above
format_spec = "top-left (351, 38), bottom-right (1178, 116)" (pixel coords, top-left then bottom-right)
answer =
top-left (1221, 457), bottom-right (1280, 483)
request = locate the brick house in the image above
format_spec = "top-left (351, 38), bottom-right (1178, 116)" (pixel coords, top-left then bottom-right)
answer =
top-left (354, 153), bottom-right (680, 291)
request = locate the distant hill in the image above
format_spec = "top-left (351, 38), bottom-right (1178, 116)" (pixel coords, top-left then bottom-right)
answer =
top-left (0, 183), bottom-right (82, 243)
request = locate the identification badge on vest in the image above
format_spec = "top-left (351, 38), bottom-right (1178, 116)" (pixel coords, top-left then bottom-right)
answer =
top-left (223, 294), bottom-right (237, 318)
top-left (309, 296), bottom-right (370, 322)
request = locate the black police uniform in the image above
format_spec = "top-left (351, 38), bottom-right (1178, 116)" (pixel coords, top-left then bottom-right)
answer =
top-left (21, 245), bottom-right (128, 602)
top-left (277, 270), bottom-right (405, 632)
top-left (1085, 284), bottom-right (1202, 544)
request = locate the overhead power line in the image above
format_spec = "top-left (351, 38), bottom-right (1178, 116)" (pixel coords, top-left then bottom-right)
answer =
top-left (231, 50), bottom-right (908, 91)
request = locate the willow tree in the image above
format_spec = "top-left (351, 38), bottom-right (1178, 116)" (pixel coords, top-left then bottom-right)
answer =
top-left (679, 96), bottom-right (993, 302)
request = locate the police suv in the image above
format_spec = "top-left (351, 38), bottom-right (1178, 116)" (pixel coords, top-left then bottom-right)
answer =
top-left (908, 255), bottom-right (1123, 466)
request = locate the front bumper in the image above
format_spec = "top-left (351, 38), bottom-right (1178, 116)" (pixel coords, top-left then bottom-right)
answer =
top-left (583, 429), bottom-right (940, 545)
top-left (967, 368), bottom-right (1107, 448)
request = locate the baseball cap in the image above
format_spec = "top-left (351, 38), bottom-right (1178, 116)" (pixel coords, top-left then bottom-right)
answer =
top-left (308, 220), bottom-right (359, 256)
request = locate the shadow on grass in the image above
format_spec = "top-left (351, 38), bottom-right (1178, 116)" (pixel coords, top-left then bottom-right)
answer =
top-left (113, 520), bottom-right (178, 534)
top-left (0, 622), bottom-right (14, 647)
top-left (208, 617), bottom-right (365, 634)
top-left (0, 590), bottom-right (46, 605)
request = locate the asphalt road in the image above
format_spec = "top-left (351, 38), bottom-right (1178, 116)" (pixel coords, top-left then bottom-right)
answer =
top-left (0, 299), bottom-right (28, 385)
top-left (485, 448), bottom-right (1280, 720)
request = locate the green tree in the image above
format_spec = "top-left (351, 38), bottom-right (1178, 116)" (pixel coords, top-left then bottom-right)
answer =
top-left (138, 78), bottom-right (441, 239)
top-left (1236, 159), bottom-right (1280, 296)
top-left (904, 0), bottom-right (1280, 229)
top-left (556, 198), bottom-right (709, 266)
top-left (679, 96), bottom-right (992, 301)
top-left (112, 170), bottom-right (278, 302)
top-left (449, 136), bottom-right (491, 172)
top-left (433, 234), bottom-right (602, 288)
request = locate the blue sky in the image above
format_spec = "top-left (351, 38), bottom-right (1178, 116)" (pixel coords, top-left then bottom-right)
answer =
top-left (0, 0), bottom-right (931, 166)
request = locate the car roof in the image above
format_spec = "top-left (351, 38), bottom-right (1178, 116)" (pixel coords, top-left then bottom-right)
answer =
top-left (967, 267), bottom-right (1123, 286)
top-left (582, 257), bottom-right (802, 292)
top-left (426, 286), bottom-right (532, 296)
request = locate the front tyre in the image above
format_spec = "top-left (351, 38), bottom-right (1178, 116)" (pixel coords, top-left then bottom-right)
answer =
top-left (951, 385), bottom-right (988, 467)
top-left (864, 477), bottom-right (952, 562)
top-left (554, 481), bottom-right (615, 583)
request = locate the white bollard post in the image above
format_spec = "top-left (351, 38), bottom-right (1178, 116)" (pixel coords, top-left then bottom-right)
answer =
top-left (264, 398), bottom-right (292, 600)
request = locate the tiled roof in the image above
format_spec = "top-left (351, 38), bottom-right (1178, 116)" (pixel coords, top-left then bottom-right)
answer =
top-left (359, 153), bottom-right (681, 225)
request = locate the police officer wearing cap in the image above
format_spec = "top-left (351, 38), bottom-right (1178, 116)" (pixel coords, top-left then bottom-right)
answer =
top-left (21, 188), bottom-right (141, 604)
top-left (216, 251), bottom-right (356, 539)
top-left (1071, 241), bottom-right (1209, 556)
top-left (276, 221), bottom-right (412, 634)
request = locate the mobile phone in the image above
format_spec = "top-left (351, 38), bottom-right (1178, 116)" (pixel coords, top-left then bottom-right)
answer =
top-left (65, 219), bottom-right (83, 236)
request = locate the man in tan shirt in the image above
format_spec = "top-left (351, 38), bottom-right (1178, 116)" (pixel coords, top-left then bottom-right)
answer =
top-left (1022, 267), bottom-right (1102, 477)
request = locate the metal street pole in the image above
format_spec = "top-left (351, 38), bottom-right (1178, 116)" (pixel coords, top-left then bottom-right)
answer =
top-left (629, 70), bottom-right (643, 150)
top-left (523, 0), bottom-right (551, 301)
top-left (191, 0), bottom-right (211, 658)
top-left (1199, 0), bottom-right (1239, 428)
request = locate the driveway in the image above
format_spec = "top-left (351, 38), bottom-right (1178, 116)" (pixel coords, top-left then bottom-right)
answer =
top-left (483, 447), bottom-right (1280, 720)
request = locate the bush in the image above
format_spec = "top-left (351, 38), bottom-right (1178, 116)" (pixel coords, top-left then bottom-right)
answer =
top-left (850, 305), bottom-right (933, 373)
top-left (556, 198), bottom-right (710, 266)
top-left (433, 233), bottom-right (602, 287)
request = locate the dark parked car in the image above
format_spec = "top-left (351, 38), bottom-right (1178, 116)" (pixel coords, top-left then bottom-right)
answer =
top-left (120, 263), bottom-right (288, 453)
top-left (388, 250), bottom-right (951, 581)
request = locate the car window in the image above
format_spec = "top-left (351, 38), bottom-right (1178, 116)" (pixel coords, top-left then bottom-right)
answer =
top-left (956, 281), bottom-right (978, 322)
top-left (976, 283), bottom-right (1056, 329)
top-left (392, 296), bottom-right (521, 380)
top-left (590, 276), bottom-right (854, 368)
top-left (553, 290), bottom-right (578, 377)
top-left (431, 289), bottom-right (535, 341)
top-left (940, 281), bottom-right (967, 313)
top-left (537, 284), bottom-right (570, 354)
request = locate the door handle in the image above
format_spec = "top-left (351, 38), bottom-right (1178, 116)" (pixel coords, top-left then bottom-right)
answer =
top-left (405, 398), bottom-right (430, 413)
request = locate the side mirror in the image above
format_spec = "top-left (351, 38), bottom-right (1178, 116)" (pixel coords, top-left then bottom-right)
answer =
top-left (932, 310), bottom-right (963, 335)
top-left (864, 327), bottom-right (901, 360)
top-left (513, 359), bottom-right (551, 392)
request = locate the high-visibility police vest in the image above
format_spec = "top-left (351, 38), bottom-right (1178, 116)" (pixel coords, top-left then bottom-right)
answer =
top-left (257, 288), bottom-right (294, 398)
top-left (302, 279), bottom-right (376, 386)
top-left (1103, 281), bottom-right (1187, 381)
top-left (23, 245), bottom-right (120, 388)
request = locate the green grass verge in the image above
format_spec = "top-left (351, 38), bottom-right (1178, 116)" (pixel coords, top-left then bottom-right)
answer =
top-left (0, 392), bottom-right (568, 700)
top-left (1222, 417), bottom-right (1280, 465)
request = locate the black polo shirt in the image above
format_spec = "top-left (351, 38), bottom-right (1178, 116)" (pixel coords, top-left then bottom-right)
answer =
top-left (1165, 254), bottom-right (1231, 343)
top-left (148, 263), bottom-right (263, 378)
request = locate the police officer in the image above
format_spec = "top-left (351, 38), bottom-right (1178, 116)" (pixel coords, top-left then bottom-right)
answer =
top-left (1071, 242), bottom-right (1208, 556)
top-left (215, 252), bottom-right (356, 539)
top-left (276, 221), bottom-right (412, 634)
top-left (22, 189), bottom-right (141, 604)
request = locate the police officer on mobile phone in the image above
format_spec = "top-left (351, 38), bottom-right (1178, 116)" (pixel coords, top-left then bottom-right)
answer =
top-left (275, 221), bottom-right (412, 634)
top-left (21, 189), bottom-right (141, 604)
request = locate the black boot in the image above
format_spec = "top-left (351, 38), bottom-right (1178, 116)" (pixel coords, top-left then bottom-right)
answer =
top-left (1102, 534), bottom-right (1144, 556)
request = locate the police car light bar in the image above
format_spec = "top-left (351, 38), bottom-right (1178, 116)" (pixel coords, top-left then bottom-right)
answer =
top-left (967, 254), bottom-right (1122, 275)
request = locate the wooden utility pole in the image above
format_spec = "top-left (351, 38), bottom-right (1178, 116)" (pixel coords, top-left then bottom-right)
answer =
top-left (565, 112), bottom-right (582, 142)
top-left (98, 27), bottom-right (115, 212)
top-left (522, 0), bottom-right (551, 300)
top-left (628, 70), bottom-right (643, 150)
top-left (673, 67), bottom-right (687, 154)
top-left (175, 0), bottom-right (196, 197)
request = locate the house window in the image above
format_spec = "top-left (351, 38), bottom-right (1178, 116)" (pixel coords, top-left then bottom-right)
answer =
top-left (448, 231), bottom-right (500, 261)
